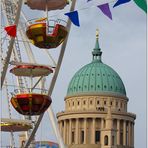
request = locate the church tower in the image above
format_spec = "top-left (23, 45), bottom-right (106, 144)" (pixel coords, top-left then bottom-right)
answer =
top-left (57, 30), bottom-right (136, 148)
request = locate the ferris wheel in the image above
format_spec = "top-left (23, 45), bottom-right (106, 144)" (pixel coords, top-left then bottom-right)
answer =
top-left (1, 0), bottom-right (77, 147)
top-left (1, 0), bottom-right (140, 147)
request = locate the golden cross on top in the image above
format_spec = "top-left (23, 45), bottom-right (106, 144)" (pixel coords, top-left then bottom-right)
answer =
top-left (96, 29), bottom-right (99, 39)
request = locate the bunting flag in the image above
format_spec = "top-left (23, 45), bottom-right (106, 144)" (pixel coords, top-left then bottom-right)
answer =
top-left (65, 10), bottom-right (80, 27)
top-left (4, 25), bottom-right (16, 37)
top-left (97, 3), bottom-right (112, 20)
top-left (113, 0), bottom-right (131, 8)
top-left (133, 0), bottom-right (147, 13)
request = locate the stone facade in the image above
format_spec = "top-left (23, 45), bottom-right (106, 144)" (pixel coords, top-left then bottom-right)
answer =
top-left (57, 95), bottom-right (136, 148)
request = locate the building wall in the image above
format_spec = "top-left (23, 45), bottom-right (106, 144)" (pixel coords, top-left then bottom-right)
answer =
top-left (57, 95), bottom-right (136, 148)
top-left (65, 95), bottom-right (128, 113)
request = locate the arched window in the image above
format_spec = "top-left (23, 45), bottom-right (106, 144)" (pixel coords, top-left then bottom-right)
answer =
top-left (104, 135), bottom-right (108, 145)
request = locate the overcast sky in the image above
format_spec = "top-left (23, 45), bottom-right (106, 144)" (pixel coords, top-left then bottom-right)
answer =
top-left (1, 1), bottom-right (146, 148)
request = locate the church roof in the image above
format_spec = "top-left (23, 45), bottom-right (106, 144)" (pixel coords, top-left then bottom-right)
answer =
top-left (66, 30), bottom-right (126, 97)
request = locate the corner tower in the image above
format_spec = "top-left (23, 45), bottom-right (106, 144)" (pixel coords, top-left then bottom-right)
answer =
top-left (57, 30), bottom-right (136, 148)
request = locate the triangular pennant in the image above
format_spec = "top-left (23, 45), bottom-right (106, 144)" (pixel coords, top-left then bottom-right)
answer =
top-left (98, 3), bottom-right (112, 20)
top-left (65, 10), bottom-right (80, 27)
top-left (133, 0), bottom-right (147, 13)
top-left (113, 0), bottom-right (131, 8)
top-left (4, 25), bottom-right (16, 37)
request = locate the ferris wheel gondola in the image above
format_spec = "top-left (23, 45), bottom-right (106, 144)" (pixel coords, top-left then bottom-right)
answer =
top-left (26, 19), bottom-right (68, 49)
top-left (10, 64), bottom-right (53, 115)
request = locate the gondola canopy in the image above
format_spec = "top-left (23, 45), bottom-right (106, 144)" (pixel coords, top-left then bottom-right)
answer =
top-left (24, 0), bottom-right (69, 11)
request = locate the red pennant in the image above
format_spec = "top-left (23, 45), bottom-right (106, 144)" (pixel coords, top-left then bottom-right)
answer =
top-left (4, 25), bottom-right (16, 37)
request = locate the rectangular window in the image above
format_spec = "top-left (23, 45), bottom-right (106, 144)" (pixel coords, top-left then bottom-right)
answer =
top-left (116, 101), bottom-right (118, 107)
top-left (120, 132), bottom-right (123, 145)
top-left (97, 100), bottom-right (99, 105)
top-left (104, 101), bottom-right (106, 105)
top-left (81, 131), bottom-right (84, 144)
top-left (72, 131), bottom-right (75, 143)
top-left (121, 102), bottom-right (122, 108)
top-left (84, 100), bottom-right (86, 105)
top-left (90, 100), bottom-right (92, 104)
top-left (95, 131), bottom-right (100, 143)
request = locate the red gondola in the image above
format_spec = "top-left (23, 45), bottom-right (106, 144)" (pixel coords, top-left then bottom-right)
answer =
top-left (11, 93), bottom-right (51, 115)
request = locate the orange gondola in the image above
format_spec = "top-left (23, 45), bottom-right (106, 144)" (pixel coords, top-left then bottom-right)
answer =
top-left (26, 19), bottom-right (68, 49)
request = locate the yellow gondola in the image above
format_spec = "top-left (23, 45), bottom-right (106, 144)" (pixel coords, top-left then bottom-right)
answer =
top-left (26, 19), bottom-right (68, 49)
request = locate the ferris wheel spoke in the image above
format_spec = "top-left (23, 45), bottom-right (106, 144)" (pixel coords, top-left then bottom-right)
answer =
top-left (18, 27), bottom-right (36, 63)
top-left (44, 50), bottom-right (57, 67)
top-left (1, 0), bottom-right (23, 88)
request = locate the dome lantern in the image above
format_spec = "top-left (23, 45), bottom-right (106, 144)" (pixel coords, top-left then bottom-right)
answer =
top-left (92, 29), bottom-right (102, 62)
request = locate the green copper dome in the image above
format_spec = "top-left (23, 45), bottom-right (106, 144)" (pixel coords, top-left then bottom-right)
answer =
top-left (67, 31), bottom-right (126, 97)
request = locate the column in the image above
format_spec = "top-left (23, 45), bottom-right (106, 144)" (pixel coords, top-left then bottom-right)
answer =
top-left (75, 118), bottom-right (79, 144)
top-left (92, 118), bottom-right (96, 144)
top-left (101, 118), bottom-right (104, 146)
top-left (131, 122), bottom-right (133, 147)
top-left (123, 120), bottom-right (126, 146)
top-left (101, 118), bottom-right (104, 129)
top-left (132, 122), bottom-right (134, 147)
top-left (64, 120), bottom-right (67, 144)
top-left (117, 119), bottom-right (120, 145)
top-left (69, 119), bottom-right (72, 144)
top-left (59, 121), bottom-right (62, 136)
top-left (84, 118), bottom-right (87, 144)
top-left (128, 121), bottom-right (131, 147)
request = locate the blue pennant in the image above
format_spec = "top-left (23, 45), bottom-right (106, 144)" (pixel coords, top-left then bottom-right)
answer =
top-left (65, 11), bottom-right (80, 27)
top-left (113, 0), bottom-right (131, 8)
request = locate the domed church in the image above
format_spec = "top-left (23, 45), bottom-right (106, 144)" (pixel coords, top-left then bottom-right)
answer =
top-left (57, 30), bottom-right (136, 148)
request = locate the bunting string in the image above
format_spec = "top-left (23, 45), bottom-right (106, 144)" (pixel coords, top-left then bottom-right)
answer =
top-left (46, 0), bottom-right (147, 27)
top-left (3, 0), bottom-right (147, 33)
